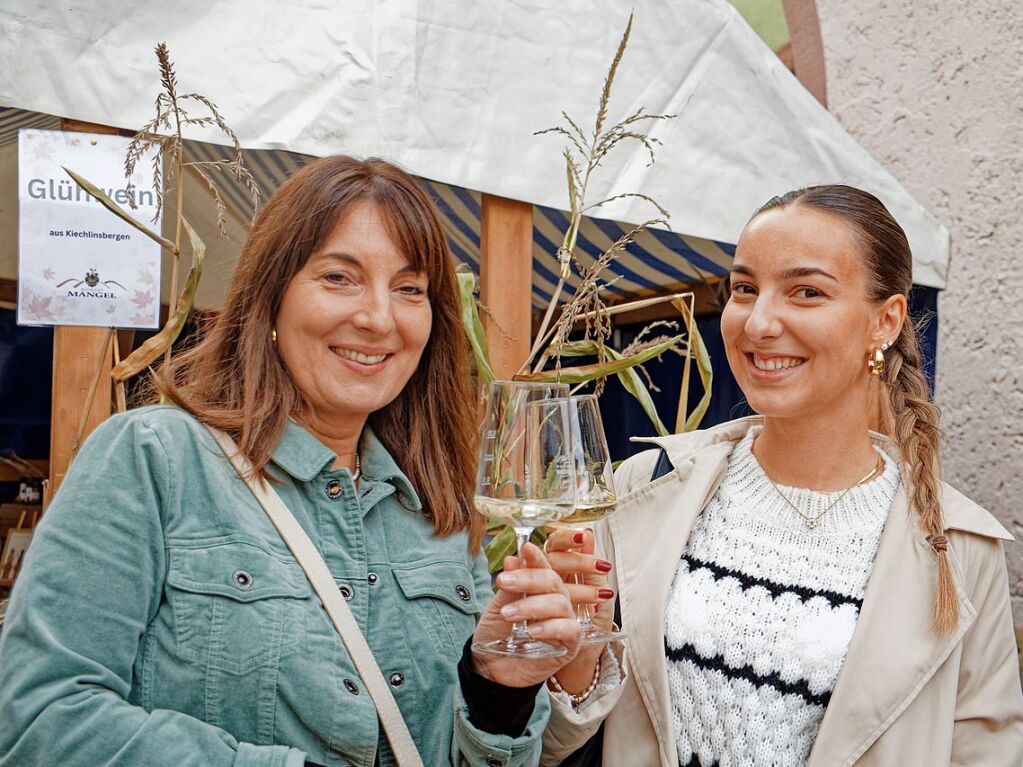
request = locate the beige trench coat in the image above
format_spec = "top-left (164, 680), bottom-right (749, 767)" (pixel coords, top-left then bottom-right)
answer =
top-left (543, 417), bottom-right (1023, 767)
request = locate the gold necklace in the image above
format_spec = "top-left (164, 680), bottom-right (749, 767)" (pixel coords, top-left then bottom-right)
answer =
top-left (767, 455), bottom-right (884, 530)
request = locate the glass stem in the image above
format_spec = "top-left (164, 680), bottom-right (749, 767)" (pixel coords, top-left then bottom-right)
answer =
top-left (574, 572), bottom-right (595, 630)
top-left (510, 527), bottom-right (533, 643)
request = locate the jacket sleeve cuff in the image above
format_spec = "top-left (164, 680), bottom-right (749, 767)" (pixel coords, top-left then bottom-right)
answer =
top-left (546, 641), bottom-right (623, 714)
top-left (453, 681), bottom-right (551, 767)
top-left (232, 743), bottom-right (306, 767)
top-left (542, 643), bottom-right (628, 764)
top-left (457, 637), bottom-right (543, 736)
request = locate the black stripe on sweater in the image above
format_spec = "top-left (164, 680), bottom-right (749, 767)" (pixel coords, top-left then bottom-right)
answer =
top-left (681, 553), bottom-right (862, 610)
top-left (681, 755), bottom-right (717, 767)
top-left (664, 638), bottom-right (832, 708)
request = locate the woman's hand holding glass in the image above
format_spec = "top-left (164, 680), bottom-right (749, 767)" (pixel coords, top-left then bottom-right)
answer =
top-left (541, 527), bottom-right (616, 693)
top-left (470, 543), bottom-right (582, 688)
top-left (544, 527), bottom-right (616, 635)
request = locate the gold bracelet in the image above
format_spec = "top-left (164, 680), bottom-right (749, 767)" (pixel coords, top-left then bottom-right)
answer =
top-left (549, 656), bottom-right (602, 708)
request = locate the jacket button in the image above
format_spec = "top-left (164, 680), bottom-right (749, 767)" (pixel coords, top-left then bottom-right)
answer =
top-left (325, 480), bottom-right (343, 500)
top-left (232, 570), bottom-right (254, 589)
top-left (485, 757), bottom-right (503, 767)
top-left (338, 583), bottom-right (354, 600)
top-left (367, 572), bottom-right (379, 585)
top-left (455, 584), bottom-right (471, 602)
top-left (343, 679), bottom-right (359, 695)
top-left (389, 672), bottom-right (404, 687)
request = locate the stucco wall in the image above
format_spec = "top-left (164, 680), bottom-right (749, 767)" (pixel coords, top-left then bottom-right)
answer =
top-left (817, 0), bottom-right (1023, 621)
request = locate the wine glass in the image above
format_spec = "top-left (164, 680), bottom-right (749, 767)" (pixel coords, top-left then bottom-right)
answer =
top-left (473, 380), bottom-right (575, 659)
top-left (549, 394), bottom-right (625, 644)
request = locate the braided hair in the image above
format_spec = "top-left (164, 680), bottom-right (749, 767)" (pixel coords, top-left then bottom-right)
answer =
top-left (755, 185), bottom-right (957, 634)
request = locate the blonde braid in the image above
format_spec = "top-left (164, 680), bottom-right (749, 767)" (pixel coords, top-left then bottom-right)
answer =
top-left (883, 323), bottom-right (958, 634)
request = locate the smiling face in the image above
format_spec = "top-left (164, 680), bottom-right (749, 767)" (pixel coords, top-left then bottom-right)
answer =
top-left (720, 205), bottom-right (904, 425)
top-left (274, 200), bottom-right (432, 429)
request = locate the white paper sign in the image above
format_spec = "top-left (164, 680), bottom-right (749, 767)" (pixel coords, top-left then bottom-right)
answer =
top-left (17, 129), bottom-right (162, 328)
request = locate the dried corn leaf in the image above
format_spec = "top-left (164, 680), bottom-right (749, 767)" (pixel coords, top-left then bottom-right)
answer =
top-left (674, 298), bottom-right (713, 432)
top-left (111, 218), bottom-right (205, 381)
top-left (456, 270), bottom-right (495, 383)
top-left (557, 340), bottom-right (670, 436)
top-left (63, 167), bottom-right (175, 252)
top-left (514, 334), bottom-right (680, 385)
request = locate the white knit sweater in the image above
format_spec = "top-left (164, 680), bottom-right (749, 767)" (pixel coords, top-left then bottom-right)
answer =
top-left (664, 427), bottom-right (900, 767)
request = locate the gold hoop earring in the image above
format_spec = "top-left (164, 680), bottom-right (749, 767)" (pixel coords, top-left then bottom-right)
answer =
top-left (867, 347), bottom-right (885, 377)
top-left (271, 328), bottom-right (277, 344)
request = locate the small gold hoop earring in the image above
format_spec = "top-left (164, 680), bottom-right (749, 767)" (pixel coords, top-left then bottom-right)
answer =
top-left (271, 328), bottom-right (277, 344)
top-left (867, 347), bottom-right (885, 377)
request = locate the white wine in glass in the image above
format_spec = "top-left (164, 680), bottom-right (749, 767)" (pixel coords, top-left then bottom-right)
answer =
top-left (549, 394), bottom-right (626, 645)
top-left (473, 380), bottom-right (575, 659)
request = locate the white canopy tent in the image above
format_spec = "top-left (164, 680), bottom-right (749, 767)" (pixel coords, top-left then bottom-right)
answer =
top-left (0, 0), bottom-right (949, 295)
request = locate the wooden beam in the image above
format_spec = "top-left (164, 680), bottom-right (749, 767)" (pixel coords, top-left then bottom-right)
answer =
top-left (58, 118), bottom-right (133, 138)
top-left (604, 282), bottom-right (724, 322)
top-left (781, 0), bottom-right (828, 108)
top-left (531, 281), bottom-right (725, 337)
top-left (479, 194), bottom-right (533, 379)
top-left (0, 278), bottom-right (16, 304)
top-left (47, 119), bottom-right (119, 503)
top-left (0, 460), bottom-right (48, 483)
top-left (48, 327), bottom-right (113, 499)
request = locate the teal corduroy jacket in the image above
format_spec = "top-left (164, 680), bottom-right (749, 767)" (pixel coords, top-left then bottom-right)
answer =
top-left (0, 406), bottom-right (548, 767)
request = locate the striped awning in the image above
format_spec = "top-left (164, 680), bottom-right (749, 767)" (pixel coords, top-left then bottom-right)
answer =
top-left (0, 107), bottom-right (60, 139)
top-left (184, 137), bottom-right (733, 309)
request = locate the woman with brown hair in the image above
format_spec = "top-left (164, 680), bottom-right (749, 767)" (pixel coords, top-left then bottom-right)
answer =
top-left (0, 155), bottom-right (581, 766)
top-left (542, 185), bottom-right (1023, 766)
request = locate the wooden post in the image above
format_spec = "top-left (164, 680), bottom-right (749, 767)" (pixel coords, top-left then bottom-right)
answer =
top-left (45, 119), bottom-right (120, 503)
top-left (479, 194), bottom-right (533, 379)
top-left (781, 0), bottom-right (828, 108)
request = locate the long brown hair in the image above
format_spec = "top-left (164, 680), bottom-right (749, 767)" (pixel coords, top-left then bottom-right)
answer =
top-left (152, 155), bottom-right (483, 549)
top-left (755, 184), bottom-right (956, 634)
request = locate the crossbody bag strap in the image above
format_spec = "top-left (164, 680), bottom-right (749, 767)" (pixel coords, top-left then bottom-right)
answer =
top-left (206, 426), bottom-right (424, 767)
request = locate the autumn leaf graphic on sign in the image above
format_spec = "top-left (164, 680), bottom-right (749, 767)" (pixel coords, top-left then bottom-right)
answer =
top-left (131, 289), bottom-right (153, 309)
top-left (42, 267), bottom-right (55, 281)
top-left (32, 142), bottom-right (56, 162)
top-left (130, 312), bottom-right (153, 326)
top-left (137, 267), bottom-right (155, 285)
top-left (23, 291), bottom-right (56, 322)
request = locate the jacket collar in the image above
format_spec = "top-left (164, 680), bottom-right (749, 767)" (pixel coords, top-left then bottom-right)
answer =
top-left (634, 415), bottom-right (1011, 541)
top-left (627, 416), bottom-right (1008, 765)
top-left (271, 421), bottom-right (422, 511)
top-left (359, 428), bottom-right (422, 512)
top-left (271, 419), bottom-right (336, 481)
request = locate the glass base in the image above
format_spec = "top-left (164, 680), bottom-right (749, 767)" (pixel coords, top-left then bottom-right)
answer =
top-left (472, 636), bottom-right (567, 659)
top-left (580, 625), bottom-right (628, 645)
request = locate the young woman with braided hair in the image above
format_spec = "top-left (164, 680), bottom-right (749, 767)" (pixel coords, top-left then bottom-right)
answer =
top-left (541, 185), bottom-right (1023, 766)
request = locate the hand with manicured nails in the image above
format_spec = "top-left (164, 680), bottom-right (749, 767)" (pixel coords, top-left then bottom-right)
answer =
top-left (544, 528), bottom-right (616, 629)
top-left (540, 527), bottom-right (616, 693)
top-left (470, 543), bottom-right (582, 688)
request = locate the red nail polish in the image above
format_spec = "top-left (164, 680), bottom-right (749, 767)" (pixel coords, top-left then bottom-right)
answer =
top-left (598, 588), bottom-right (615, 599)
top-left (593, 603), bottom-right (602, 613)
top-left (595, 560), bottom-right (613, 573)
top-left (573, 532), bottom-right (585, 544)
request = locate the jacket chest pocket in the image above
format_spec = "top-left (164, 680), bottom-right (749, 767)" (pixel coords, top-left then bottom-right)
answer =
top-left (166, 542), bottom-right (312, 676)
top-left (393, 562), bottom-right (481, 657)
